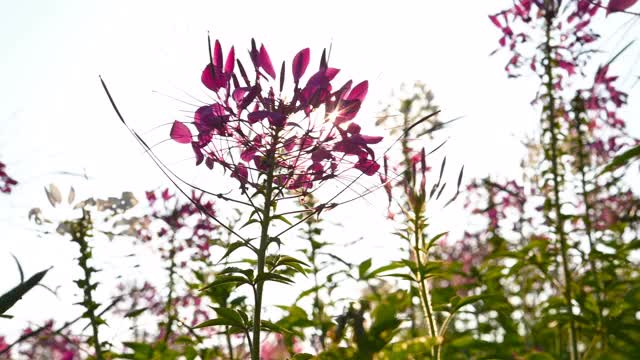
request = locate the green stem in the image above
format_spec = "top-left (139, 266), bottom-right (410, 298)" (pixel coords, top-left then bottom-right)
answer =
top-left (572, 96), bottom-right (605, 350)
top-left (543, 18), bottom-right (578, 360)
top-left (225, 327), bottom-right (234, 360)
top-left (163, 243), bottom-right (177, 344)
top-left (251, 132), bottom-right (279, 360)
top-left (412, 213), bottom-right (439, 359)
top-left (310, 230), bottom-right (327, 350)
top-left (73, 210), bottom-right (103, 360)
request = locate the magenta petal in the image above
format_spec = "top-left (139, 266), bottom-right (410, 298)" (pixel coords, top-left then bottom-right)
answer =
top-left (346, 123), bottom-right (361, 134)
top-left (225, 47), bottom-right (235, 74)
top-left (248, 110), bottom-right (270, 124)
top-left (259, 45), bottom-right (276, 79)
top-left (240, 147), bottom-right (257, 162)
top-left (231, 163), bottom-right (249, 184)
top-left (232, 87), bottom-right (250, 104)
top-left (347, 81), bottom-right (368, 102)
top-left (201, 64), bottom-right (215, 91)
top-left (214, 40), bottom-right (223, 70)
top-left (325, 68), bottom-right (340, 81)
top-left (268, 112), bottom-right (286, 127)
top-left (192, 142), bottom-right (204, 166)
top-left (170, 121), bottom-right (192, 144)
top-left (335, 80), bottom-right (353, 100)
top-left (354, 158), bottom-right (380, 176)
top-left (248, 111), bottom-right (286, 127)
top-left (292, 48), bottom-right (310, 82)
top-left (607, 0), bottom-right (638, 14)
top-left (489, 14), bottom-right (501, 28)
top-left (205, 157), bottom-right (215, 170)
top-left (359, 134), bottom-right (384, 144)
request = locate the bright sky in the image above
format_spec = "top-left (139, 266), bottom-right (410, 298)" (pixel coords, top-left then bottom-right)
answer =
top-left (1, 0), bottom-right (638, 344)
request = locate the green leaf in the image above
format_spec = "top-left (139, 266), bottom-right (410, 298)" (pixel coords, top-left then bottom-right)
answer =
top-left (209, 307), bottom-right (246, 327)
top-left (199, 276), bottom-right (249, 292)
top-left (424, 231), bottom-right (448, 254)
top-left (241, 218), bottom-right (261, 229)
top-left (124, 307), bottom-right (148, 318)
top-left (292, 354), bottom-right (315, 360)
top-left (277, 255), bottom-right (310, 275)
top-left (358, 258), bottom-right (373, 279)
top-left (218, 241), bottom-right (246, 262)
top-left (0, 267), bottom-right (50, 315)
top-left (193, 317), bottom-right (241, 329)
top-left (295, 285), bottom-right (322, 302)
top-left (367, 262), bottom-right (405, 278)
top-left (451, 294), bottom-right (494, 313)
top-left (260, 320), bottom-right (292, 334)
top-left (272, 215), bottom-right (292, 225)
top-left (122, 341), bottom-right (154, 357)
top-left (380, 273), bottom-right (416, 282)
top-left (254, 272), bottom-right (294, 285)
top-left (600, 144), bottom-right (640, 174)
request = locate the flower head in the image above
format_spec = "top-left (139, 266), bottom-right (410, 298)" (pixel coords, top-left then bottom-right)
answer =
top-left (170, 39), bottom-right (383, 193)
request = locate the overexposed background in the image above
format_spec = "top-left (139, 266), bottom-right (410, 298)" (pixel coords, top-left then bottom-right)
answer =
top-left (1, 0), bottom-right (638, 344)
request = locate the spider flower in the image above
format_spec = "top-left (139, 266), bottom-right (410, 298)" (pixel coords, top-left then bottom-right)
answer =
top-left (170, 39), bottom-right (382, 192)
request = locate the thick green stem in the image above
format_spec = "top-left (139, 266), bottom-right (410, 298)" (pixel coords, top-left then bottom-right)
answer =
top-left (572, 97), bottom-right (605, 350)
top-left (73, 210), bottom-right (103, 360)
top-left (251, 133), bottom-right (279, 360)
top-left (543, 18), bottom-right (578, 360)
top-left (412, 214), bottom-right (439, 359)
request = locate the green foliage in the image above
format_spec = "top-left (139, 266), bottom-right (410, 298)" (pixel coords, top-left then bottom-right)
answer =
top-left (0, 257), bottom-right (49, 317)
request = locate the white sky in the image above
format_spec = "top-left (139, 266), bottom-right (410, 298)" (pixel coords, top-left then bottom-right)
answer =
top-left (1, 0), bottom-right (638, 344)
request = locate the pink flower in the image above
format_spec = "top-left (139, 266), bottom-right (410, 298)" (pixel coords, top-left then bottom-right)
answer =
top-left (170, 39), bottom-right (383, 192)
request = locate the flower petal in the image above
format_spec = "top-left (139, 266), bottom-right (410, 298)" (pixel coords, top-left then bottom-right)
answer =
top-left (354, 158), bottom-right (380, 176)
top-left (213, 40), bottom-right (223, 70)
top-left (347, 80), bottom-right (368, 102)
top-left (170, 121), bottom-right (192, 144)
top-left (225, 46), bottom-right (235, 74)
top-left (259, 44), bottom-right (276, 79)
top-left (292, 48), bottom-right (310, 82)
top-left (607, 0), bottom-right (638, 14)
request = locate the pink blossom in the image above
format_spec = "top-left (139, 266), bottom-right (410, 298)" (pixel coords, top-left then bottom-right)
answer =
top-left (170, 39), bottom-right (383, 192)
